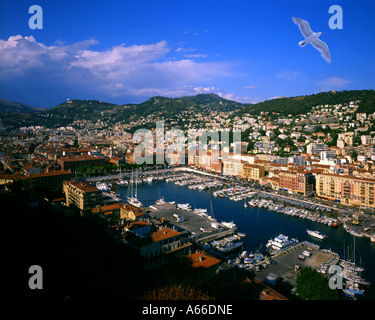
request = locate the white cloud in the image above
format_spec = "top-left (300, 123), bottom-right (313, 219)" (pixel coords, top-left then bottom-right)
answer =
top-left (0, 35), bottom-right (233, 104)
top-left (184, 53), bottom-right (208, 59)
top-left (175, 47), bottom-right (196, 53)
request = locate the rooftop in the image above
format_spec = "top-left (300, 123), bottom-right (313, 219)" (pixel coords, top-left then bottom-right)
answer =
top-left (149, 228), bottom-right (181, 243)
top-left (64, 180), bottom-right (100, 193)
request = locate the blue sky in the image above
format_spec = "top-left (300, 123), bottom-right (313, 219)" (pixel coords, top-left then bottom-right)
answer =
top-left (1, 0), bottom-right (374, 108)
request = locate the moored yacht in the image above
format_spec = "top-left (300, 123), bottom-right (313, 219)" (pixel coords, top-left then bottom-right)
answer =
top-left (266, 234), bottom-right (298, 255)
top-left (306, 229), bottom-right (328, 240)
top-left (127, 196), bottom-right (143, 208)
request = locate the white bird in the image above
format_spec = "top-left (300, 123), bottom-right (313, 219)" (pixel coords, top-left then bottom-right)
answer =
top-left (292, 17), bottom-right (331, 63)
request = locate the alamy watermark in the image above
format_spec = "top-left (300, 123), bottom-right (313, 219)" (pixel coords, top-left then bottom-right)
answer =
top-left (28, 5), bottom-right (43, 30)
top-left (133, 121), bottom-right (242, 169)
top-left (28, 265), bottom-right (43, 290)
top-left (328, 265), bottom-right (343, 290)
top-left (329, 5), bottom-right (343, 30)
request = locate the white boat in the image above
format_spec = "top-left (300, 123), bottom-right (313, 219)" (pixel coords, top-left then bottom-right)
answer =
top-left (216, 241), bottom-right (243, 253)
top-left (339, 260), bottom-right (365, 273)
top-left (127, 196), bottom-right (143, 208)
top-left (96, 182), bottom-right (110, 191)
top-left (266, 234), bottom-right (299, 254)
top-left (345, 227), bottom-right (363, 237)
top-left (306, 229), bottom-right (328, 240)
top-left (127, 170), bottom-right (143, 208)
top-left (221, 221), bottom-right (236, 229)
top-left (177, 203), bottom-right (192, 211)
top-left (155, 197), bottom-right (166, 205)
top-left (194, 208), bottom-right (208, 214)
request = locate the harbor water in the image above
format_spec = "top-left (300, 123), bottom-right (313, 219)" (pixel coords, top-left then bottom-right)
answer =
top-left (116, 179), bottom-right (375, 299)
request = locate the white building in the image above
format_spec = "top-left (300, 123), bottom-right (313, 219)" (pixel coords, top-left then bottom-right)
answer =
top-left (306, 142), bottom-right (330, 155)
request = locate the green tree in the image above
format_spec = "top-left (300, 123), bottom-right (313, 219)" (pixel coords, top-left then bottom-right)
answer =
top-left (351, 151), bottom-right (358, 161)
top-left (295, 267), bottom-right (339, 300)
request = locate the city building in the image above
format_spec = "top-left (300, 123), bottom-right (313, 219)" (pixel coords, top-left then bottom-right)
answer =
top-left (242, 164), bottom-right (265, 181)
top-left (124, 220), bottom-right (152, 238)
top-left (222, 159), bottom-right (247, 176)
top-left (166, 251), bottom-right (221, 287)
top-left (129, 227), bottom-right (192, 271)
top-left (361, 135), bottom-right (375, 146)
top-left (306, 142), bottom-right (330, 155)
top-left (316, 173), bottom-right (375, 208)
top-left (24, 170), bottom-right (72, 190)
top-left (279, 170), bottom-right (315, 195)
top-left (120, 203), bottom-right (145, 221)
top-left (63, 180), bottom-right (103, 210)
top-left (57, 155), bottom-right (106, 171)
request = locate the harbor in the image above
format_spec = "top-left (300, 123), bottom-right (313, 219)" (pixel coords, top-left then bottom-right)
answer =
top-left (97, 169), bottom-right (375, 240)
top-left (108, 170), bottom-right (375, 299)
top-left (144, 199), bottom-right (351, 298)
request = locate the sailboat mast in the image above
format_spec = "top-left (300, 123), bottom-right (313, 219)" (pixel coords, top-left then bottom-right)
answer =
top-left (135, 170), bottom-right (138, 198)
top-left (354, 237), bottom-right (356, 266)
top-left (131, 170), bottom-right (134, 197)
top-left (210, 200), bottom-right (214, 219)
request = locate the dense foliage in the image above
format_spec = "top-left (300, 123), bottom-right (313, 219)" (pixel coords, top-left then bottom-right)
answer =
top-left (295, 266), bottom-right (339, 300)
top-left (236, 90), bottom-right (375, 116)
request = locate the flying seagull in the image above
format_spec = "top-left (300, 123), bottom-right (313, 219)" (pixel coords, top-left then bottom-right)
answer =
top-left (292, 17), bottom-right (331, 63)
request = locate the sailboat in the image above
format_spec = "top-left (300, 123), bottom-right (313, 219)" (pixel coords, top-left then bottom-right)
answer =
top-left (127, 170), bottom-right (143, 208)
top-left (155, 187), bottom-right (165, 205)
top-left (208, 200), bottom-right (216, 221)
top-left (244, 197), bottom-right (248, 208)
top-left (340, 237), bottom-right (370, 299)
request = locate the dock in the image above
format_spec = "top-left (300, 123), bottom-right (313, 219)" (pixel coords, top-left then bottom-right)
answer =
top-left (253, 241), bottom-right (340, 288)
top-left (147, 202), bottom-right (237, 243)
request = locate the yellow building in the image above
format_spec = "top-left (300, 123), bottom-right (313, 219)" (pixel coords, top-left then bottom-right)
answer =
top-left (63, 180), bottom-right (103, 210)
top-left (120, 203), bottom-right (145, 221)
top-left (222, 159), bottom-right (247, 177)
top-left (316, 173), bottom-right (375, 208)
top-left (242, 164), bottom-right (265, 181)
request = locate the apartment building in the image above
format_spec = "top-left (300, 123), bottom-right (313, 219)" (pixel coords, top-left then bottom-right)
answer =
top-left (242, 164), bottom-right (265, 181)
top-left (63, 180), bottom-right (103, 210)
top-left (222, 158), bottom-right (247, 176)
top-left (25, 170), bottom-right (72, 190)
top-left (279, 170), bottom-right (315, 195)
top-left (306, 142), bottom-right (330, 155)
top-left (120, 203), bottom-right (145, 221)
top-left (316, 173), bottom-right (375, 208)
top-left (130, 228), bottom-right (192, 271)
top-left (0, 170), bottom-right (71, 190)
top-left (57, 155), bottom-right (106, 171)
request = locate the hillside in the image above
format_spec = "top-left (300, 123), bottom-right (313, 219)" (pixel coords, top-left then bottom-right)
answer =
top-left (1, 90), bottom-right (375, 129)
top-left (44, 99), bottom-right (125, 121)
top-left (0, 99), bottom-right (45, 113)
top-left (121, 93), bottom-right (243, 120)
top-left (234, 90), bottom-right (375, 117)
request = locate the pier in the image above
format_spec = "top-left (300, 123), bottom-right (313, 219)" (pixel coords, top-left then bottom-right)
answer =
top-left (147, 202), bottom-right (238, 243)
top-left (253, 241), bottom-right (340, 288)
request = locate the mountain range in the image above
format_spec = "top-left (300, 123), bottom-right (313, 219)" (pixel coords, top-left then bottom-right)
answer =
top-left (0, 99), bottom-right (46, 113)
top-left (1, 90), bottom-right (375, 129)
